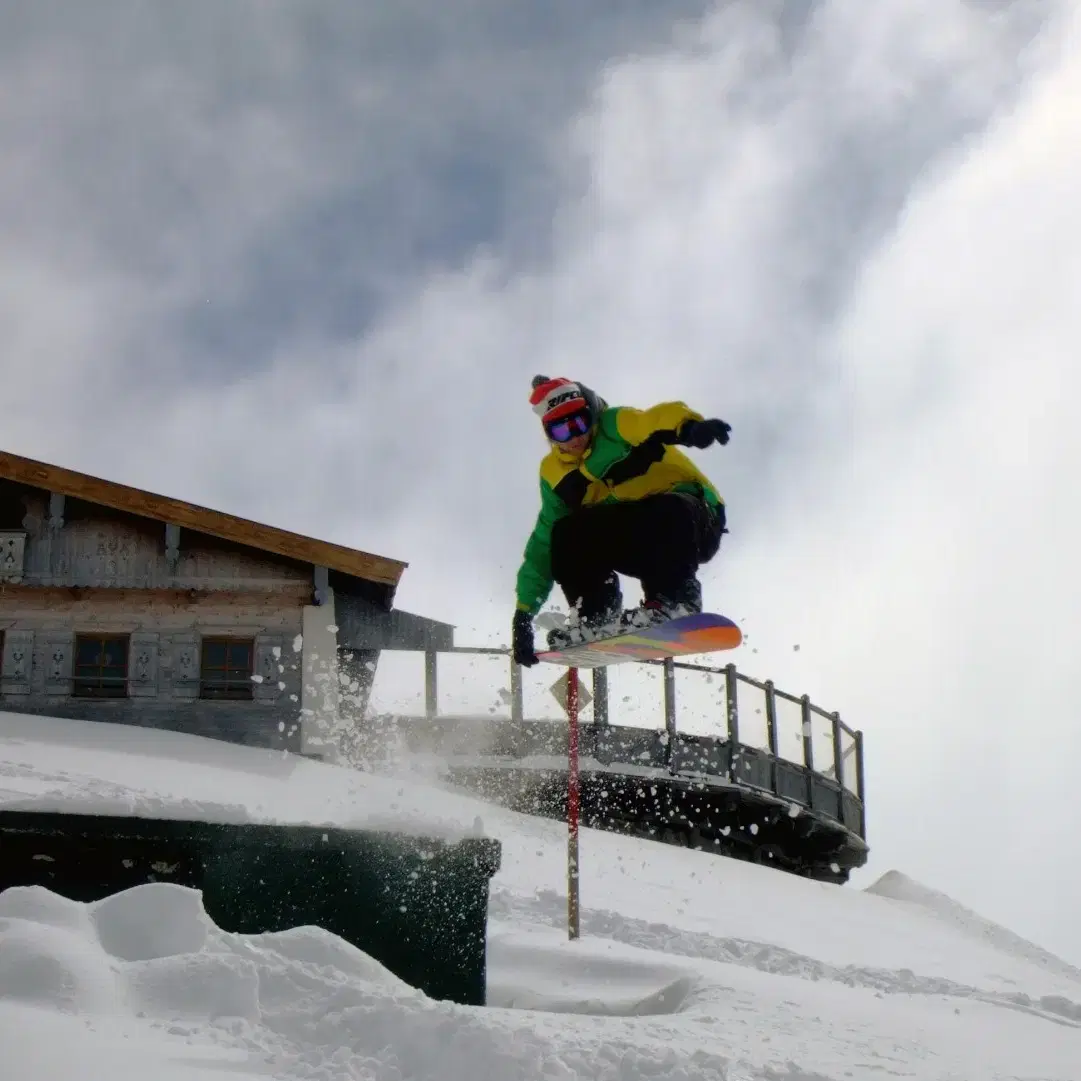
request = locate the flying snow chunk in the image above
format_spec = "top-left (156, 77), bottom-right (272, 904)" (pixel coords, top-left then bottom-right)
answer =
top-left (292, 635), bottom-right (303, 653)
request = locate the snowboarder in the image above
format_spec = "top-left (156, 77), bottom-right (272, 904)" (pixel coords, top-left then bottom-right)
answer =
top-left (512, 375), bottom-right (731, 667)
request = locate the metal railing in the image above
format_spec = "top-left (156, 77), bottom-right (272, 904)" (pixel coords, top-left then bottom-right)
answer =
top-left (403, 645), bottom-right (866, 836)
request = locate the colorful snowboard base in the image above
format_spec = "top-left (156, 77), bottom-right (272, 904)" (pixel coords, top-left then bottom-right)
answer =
top-left (538, 611), bottom-right (743, 668)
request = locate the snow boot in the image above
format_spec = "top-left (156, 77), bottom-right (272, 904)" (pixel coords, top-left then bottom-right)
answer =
top-left (547, 574), bottom-right (623, 649)
top-left (623, 577), bottom-right (703, 630)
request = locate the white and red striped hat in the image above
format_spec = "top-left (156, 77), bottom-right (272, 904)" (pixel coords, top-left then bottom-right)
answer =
top-left (529, 376), bottom-right (589, 425)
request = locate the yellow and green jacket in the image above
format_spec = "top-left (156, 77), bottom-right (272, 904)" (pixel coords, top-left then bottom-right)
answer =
top-left (515, 401), bottom-right (723, 615)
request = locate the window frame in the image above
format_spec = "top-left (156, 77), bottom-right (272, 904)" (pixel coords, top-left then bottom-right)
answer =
top-left (199, 636), bottom-right (255, 701)
top-left (72, 633), bottom-right (130, 698)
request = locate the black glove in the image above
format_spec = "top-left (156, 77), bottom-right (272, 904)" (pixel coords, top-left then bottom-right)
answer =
top-left (677, 418), bottom-right (731, 449)
top-left (512, 610), bottom-right (539, 667)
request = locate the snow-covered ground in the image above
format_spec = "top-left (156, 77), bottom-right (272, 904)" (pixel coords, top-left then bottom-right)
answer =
top-left (2, 712), bottom-right (1080, 1079)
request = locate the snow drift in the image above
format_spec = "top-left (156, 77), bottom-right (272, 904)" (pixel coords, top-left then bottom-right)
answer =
top-left (3, 711), bottom-right (1081, 1078)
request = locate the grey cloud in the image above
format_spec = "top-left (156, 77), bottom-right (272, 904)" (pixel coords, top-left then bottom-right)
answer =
top-left (1, 0), bottom-right (1054, 563)
top-left (0, 0), bottom-right (716, 384)
top-left (362, 0), bottom-right (1053, 549)
top-left (3, 0), bottom-right (1054, 572)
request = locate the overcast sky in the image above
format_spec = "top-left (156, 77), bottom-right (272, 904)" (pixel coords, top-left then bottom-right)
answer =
top-left (4, 0), bottom-right (1081, 963)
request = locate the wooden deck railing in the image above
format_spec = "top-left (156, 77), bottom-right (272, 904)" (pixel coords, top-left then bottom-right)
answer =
top-left (404, 645), bottom-right (866, 835)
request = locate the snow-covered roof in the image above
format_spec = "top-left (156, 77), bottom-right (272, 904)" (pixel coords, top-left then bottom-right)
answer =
top-left (0, 710), bottom-right (487, 843)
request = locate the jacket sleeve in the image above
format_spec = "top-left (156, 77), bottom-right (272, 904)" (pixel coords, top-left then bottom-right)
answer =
top-left (613, 402), bottom-right (704, 446)
top-left (515, 477), bottom-right (570, 615)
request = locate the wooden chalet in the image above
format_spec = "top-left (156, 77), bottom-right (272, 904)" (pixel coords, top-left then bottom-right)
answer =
top-left (0, 449), bottom-right (452, 756)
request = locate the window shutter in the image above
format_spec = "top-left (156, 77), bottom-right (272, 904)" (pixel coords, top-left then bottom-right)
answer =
top-left (129, 631), bottom-right (160, 697)
top-left (43, 631), bottom-right (74, 695)
top-left (253, 634), bottom-right (284, 702)
top-left (172, 632), bottom-right (199, 700)
top-left (0, 532), bottom-right (27, 583)
top-left (1, 629), bottom-right (34, 694)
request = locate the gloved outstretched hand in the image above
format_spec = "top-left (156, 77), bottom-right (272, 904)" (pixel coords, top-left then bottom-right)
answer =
top-left (512, 609), bottom-right (539, 667)
top-left (677, 417), bottom-right (731, 449)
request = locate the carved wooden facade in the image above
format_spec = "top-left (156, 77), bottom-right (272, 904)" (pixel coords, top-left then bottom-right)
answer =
top-left (0, 450), bottom-right (449, 756)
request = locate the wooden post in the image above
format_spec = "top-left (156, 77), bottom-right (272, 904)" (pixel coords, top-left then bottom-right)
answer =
top-left (663, 658), bottom-right (677, 770)
top-left (567, 665), bottom-right (581, 941)
top-left (424, 650), bottom-right (438, 721)
top-left (801, 693), bottom-right (814, 807)
top-left (592, 667), bottom-right (609, 726)
top-left (765, 679), bottom-right (779, 794)
top-left (855, 728), bottom-right (867, 838)
top-left (724, 663), bottom-right (740, 783)
top-left (509, 655), bottom-right (524, 723)
top-left (724, 663), bottom-right (740, 744)
top-left (831, 711), bottom-right (844, 789)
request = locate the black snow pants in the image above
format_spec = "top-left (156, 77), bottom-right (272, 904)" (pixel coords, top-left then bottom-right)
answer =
top-left (549, 491), bottom-right (725, 618)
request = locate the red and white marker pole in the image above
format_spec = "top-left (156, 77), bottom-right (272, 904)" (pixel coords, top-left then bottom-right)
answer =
top-left (567, 665), bottom-right (581, 941)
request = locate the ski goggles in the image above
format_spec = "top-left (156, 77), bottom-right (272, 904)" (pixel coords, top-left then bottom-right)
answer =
top-left (545, 411), bottom-right (591, 442)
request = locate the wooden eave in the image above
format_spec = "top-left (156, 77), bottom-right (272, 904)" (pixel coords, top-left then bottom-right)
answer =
top-left (0, 449), bottom-right (407, 588)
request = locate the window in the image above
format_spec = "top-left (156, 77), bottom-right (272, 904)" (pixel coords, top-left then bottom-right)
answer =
top-left (200, 638), bottom-right (254, 700)
top-left (73, 634), bottom-right (129, 698)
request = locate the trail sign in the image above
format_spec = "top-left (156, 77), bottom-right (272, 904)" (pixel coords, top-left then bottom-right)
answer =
top-left (550, 670), bottom-right (592, 715)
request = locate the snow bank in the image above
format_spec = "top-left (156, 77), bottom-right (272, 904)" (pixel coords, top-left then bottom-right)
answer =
top-left (5, 710), bottom-right (1080, 1000)
top-left (0, 883), bottom-right (732, 1081)
top-left (4, 878), bottom-right (1081, 1080)
top-left (487, 925), bottom-right (699, 1015)
top-left (489, 816), bottom-right (1081, 1004)
top-left (865, 870), bottom-right (1081, 984)
top-left (5, 712), bottom-right (1081, 1077)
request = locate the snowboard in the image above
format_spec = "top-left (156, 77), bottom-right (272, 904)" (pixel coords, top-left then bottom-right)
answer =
top-left (538, 611), bottom-right (743, 668)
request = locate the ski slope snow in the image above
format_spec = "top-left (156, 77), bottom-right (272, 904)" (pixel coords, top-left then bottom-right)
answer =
top-left (2, 710), bottom-right (1080, 1080)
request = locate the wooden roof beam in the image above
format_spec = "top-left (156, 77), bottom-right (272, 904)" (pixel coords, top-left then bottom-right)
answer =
top-left (0, 449), bottom-right (407, 589)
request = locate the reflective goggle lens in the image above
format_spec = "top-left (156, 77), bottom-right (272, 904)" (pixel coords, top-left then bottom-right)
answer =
top-left (547, 413), bottom-right (591, 442)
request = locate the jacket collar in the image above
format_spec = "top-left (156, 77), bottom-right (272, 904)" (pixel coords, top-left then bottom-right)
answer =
top-left (551, 439), bottom-right (593, 465)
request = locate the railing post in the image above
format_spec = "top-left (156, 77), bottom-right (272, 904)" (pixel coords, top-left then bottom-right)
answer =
top-left (724, 663), bottom-right (740, 743)
top-left (800, 694), bottom-right (814, 806)
top-left (831, 711), bottom-right (844, 789)
top-left (424, 649), bottom-right (438, 721)
top-left (592, 667), bottom-right (609, 726)
top-left (764, 678), bottom-right (778, 793)
top-left (855, 728), bottom-right (867, 838)
top-left (663, 658), bottom-right (677, 770)
top-left (800, 694), bottom-right (814, 770)
top-left (509, 655), bottom-right (524, 723)
top-left (724, 663), bottom-right (740, 782)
